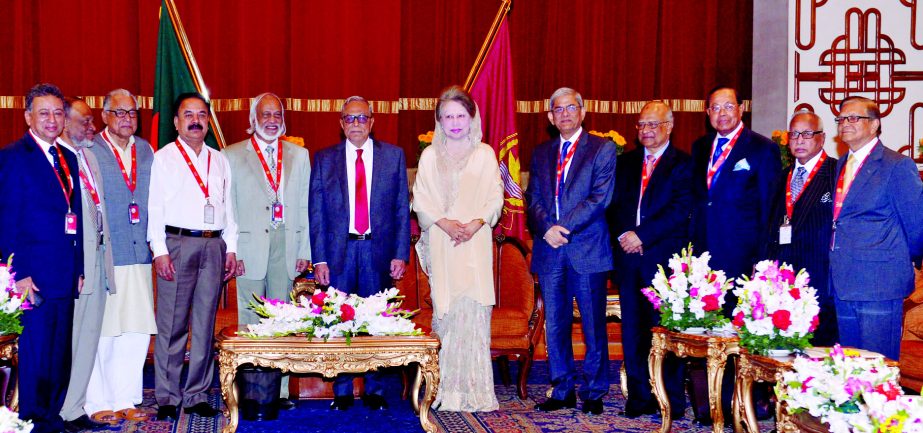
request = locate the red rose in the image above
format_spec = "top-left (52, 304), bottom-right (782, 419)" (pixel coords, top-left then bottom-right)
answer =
top-left (874, 383), bottom-right (902, 401)
top-left (788, 288), bottom-right (801, 300)
top-left (702, 294), bottom-right (720, 311)
top-left (780, 269), bottom-right (796, 285)
top-left (809, 315), bottom-right (819, 333)
top-left (311, 292), bottom-right (327, 306)
top-left (732, 311), bottom-right (745, 327)
top-left (340, 304), bottom-right (356, 321)
top-left (771, 310), bottom-right (792, 331)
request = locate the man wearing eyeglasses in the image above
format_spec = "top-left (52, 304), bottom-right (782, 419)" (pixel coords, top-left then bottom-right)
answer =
top-left (224, 92), bottom-right (310, 413)
top-left (309, 96), bottom-right (409, 411)
top-left (608, 101), bottom-right (690, 420)
top-left (828, 96), bottom-right (923, 360)
top-left (527, 87), bottom-right (616, 415)
top-left (764, 109), bottom-right (838, 346)
top-left (85, 89), bottom-right (158, 423)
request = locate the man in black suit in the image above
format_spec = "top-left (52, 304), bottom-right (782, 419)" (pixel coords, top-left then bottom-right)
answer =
top-left (765, 110), bottom-right (838, 346)
top-left (609, 101), bottom-right (690, 420)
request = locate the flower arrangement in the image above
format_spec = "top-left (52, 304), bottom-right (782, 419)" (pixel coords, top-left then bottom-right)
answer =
top-left (0, 406), bottom-right (32, 433)
top-left (280, 135), bottom-right (305, 148)
top-left (417, 130), bottom-right (434, 156)
top-left (731, 260), bottom-right (820, 355)
top-left (239, 287), bottom-right (422, 343)
top-left (0, 256), bottom-right (28, 335)
top-left (772, 129), bottom-right (794, 169)
top-left (589, 129), bottom-right (626, 155)
top-left (642, 244), bottom-right (730, 332)
top-left (777, 345), bottom-right (923, 433)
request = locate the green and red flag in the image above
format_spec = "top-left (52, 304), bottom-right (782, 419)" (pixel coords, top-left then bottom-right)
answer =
top-left (152, 0), bottom-right (225, 150)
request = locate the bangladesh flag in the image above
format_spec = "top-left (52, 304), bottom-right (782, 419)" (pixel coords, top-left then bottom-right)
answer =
top-left (151, 0), bottom-right (223, 150)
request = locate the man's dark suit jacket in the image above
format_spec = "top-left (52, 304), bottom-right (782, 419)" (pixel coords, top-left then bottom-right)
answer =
top-left (527, 130), bottom-right (616, 274)
top-left (309, 139), bottom-right (410, 277)
top-left (690, 127), bottom-right (781, 287)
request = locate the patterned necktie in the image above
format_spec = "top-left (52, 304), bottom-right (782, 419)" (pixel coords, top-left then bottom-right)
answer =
top-left (354, 148), bottom-right (369, 234)
top-left (82, 177), bottom-right (102, 245)
top-left (842, 154), bottom-right (858, 192)
top-left (791, 166), bottom-right (807, 199)
top-left (712, 137), bottom-right (729, 166)
top-left (48, 146), bottom-right (67, 187)
top-left (645, 154), bottom-right (656, 178)
top-left (556, 140), bottom-right (572, 200)
top-left (264, 145), bottom-right (282, 229)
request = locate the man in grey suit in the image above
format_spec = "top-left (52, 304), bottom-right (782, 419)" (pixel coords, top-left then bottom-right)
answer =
top-left (309, 96), bottom-right (410, 411)
top-left (58, 98), bottom-right (113, 433)
top-left (224, 92), bottom-right (311, 410)
top-left (830, 96), bottom-right (923, 360)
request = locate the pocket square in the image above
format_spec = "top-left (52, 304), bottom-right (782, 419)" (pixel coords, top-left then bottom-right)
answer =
top-left (733, 158), bottom-right (750, 171)
top-left (821, 192), bottom-right (832, 203)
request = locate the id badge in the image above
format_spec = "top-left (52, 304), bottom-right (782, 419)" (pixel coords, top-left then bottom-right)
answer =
top-left (272, 202), bottom-right (284, 222)
top-left (779, 224), bottom-right (792, 245)
top-left (95, 207), bottom-right (104, 233)
top-left (65, 212), bottom-right (78, 235)
top-left (204, 204), bottom-right (215, 224)
top-left (128, 203), bottom-right (141, 224)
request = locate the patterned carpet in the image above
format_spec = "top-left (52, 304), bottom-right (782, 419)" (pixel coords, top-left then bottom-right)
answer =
top-left (91, 361), bottom-right (772, 433)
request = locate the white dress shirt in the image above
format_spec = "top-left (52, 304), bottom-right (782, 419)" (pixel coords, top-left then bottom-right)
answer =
top-left (29, 130), bottom-right (57, 166)
top-left (845, 137), bottom-right (878, 178)
top-left (147, 138), bottom-right (238, 257)
top-left (637, 142), bottom-right (670, 226)
top-left (556, 127), bottom-right (583, 218)
top-left (255, 137), bottom-right (285, 206)
top-left (104, 129), bottom-right (136, 174)
top-left (708, 121), bottom-right (744, 172)
top-left (793, 150), bottom-right (824, 179)
top-left (346, 138), bottom-right (373, 235)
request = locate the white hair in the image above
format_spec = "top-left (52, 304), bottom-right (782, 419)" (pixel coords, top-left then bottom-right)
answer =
top-left (789, 108), bottom-right (824, 131)
top-left (548, 87), bottom-right (584, 111)
top-left (103, 88), bottom-right (139, 110)
top-left (341, 95), bottom-right (373, 115)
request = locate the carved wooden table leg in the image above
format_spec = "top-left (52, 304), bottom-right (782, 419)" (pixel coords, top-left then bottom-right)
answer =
top-left (706, 347), bottom-right (729, 433)
top-left (734, 356), bottom-right (754, 433)
top-left (417, 351), bottom-right (440, 433)
top-left (649, 332), bottom-right (671, 433)
top-left (218, 351), bottom-right (240, 433)
top-left (411, 363), bottom-right (422, 414)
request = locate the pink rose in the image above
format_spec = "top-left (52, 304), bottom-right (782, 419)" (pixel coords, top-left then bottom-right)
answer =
top-left (702, 294), bottom-right (720, 311)
top-left (340, 304), bottom-right (355, 321)
top-left (771, 310), bottom-right (792, 331)
top-left (780, 268), bottom-right (796, 285)
top-left (311, 292), bottom-right (327, 306)
top-left (732, 311), bottom-right (745, 327)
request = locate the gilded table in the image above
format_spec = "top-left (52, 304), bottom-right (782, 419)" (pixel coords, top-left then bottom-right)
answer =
top-left (216, 326), bottom-right (440, 433)
top-left (648, 327), bottom-right (739, 433)
top-left (0, 334), bottom-right (17, 410)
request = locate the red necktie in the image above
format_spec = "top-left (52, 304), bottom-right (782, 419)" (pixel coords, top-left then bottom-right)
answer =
top-left (354, 148), bottom-right (369, 234)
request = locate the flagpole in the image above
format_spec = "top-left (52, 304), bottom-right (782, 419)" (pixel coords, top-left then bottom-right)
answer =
top-left (162, 0), bottom-right (228, 148)
top-left (463, 0), bottom-right (512, 91)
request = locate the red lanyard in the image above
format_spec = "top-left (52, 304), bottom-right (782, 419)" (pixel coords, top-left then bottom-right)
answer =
top-left (175, 141), bottom-right (211, 201)
top-left (833, 148), bottom-right (871, 221)
top-left (640, 154), bottom-right (662, 199)
top-left (706, 127), bottom-right (743, 189)
top-left (785, 152), bottom-right (826, 219)
top-left (555, 136), bottom-right (580, 196)
top-left (76, 152), bottom-right (101, 207)
top-left (101, 130), bottom-right (137, 195)
top-left (33, 132), bottom-right (74, 209)
top-left (250, 137), bottom-right (282, 194)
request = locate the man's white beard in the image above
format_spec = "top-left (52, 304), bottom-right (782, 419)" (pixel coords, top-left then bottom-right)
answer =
top-left (257, 124), bottom-right (283, 142)
top-left (73, 137), bottom-right (95, 149)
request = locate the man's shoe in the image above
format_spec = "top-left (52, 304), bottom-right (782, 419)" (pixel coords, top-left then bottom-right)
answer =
top-left (362, 394), bottom-right (388, 410)
top-left (535, 394), bottom-right (577, 412)
top-left (184, 402), bottom-right (221, 417)
top-left (670, 409), bottom-right (686, 421)
top-left (64, 414), bottom-right (108, 432)
top-left (620, 402), bottom-right (657, 418)
top-left (277, 398), bottom-right (296, 411)
top-left (330, 395), bottom-right (354, 411)
top-left (156, 405), bottom-right (178, 421)
top-left (582, 398), bottom-right (604, 415)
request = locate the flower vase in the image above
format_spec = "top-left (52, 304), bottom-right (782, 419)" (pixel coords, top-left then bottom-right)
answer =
top-left (767, 349), bottom-right (793, 358)
top-left (682, 327), bottom-right (707, 335)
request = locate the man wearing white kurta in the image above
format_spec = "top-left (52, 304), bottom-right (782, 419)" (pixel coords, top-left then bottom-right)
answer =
top-left (86, 90), bottom-right (158, 422)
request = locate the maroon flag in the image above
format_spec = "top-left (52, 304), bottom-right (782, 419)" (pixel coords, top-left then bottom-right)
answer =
top-left (468, 18), bottom-right (528, 241)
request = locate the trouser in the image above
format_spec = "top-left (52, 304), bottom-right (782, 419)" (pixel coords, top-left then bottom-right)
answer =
top-left (85, 333), bottom-right (151, 413)
top-left (20, 297), bottom-right (74, 433)
top-left (834, 295), bottom-right (903, 360)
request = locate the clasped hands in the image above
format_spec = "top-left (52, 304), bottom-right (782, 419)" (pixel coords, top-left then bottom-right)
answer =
top-left (437, 218), bottom-right (484, 246)
top-left (619, 231), bottom-right (644, 255)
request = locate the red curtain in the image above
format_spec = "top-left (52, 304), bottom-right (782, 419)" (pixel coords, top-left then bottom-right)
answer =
top-left (0, 0), bottom-right (753, 168)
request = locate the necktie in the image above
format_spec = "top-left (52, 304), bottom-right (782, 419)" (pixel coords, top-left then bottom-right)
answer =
top-left (842, 154), bottom-right (858, 191)
top-left (265, 145), bottom-right (276, 176)
top-left (556, 140), bottom-right (572, 200)
top-left (82, 179), bottom-right (102, 246)
top-left (48, 146), bottom-right (67, 187)
top-left (645, 154), bottom-right (656, 177)
top-left (712, 137), bottom-right (729, 166)
top-left (354, 148), bottom-right (369, 234)
top-left (791, 166), bottom-right (807, 199)
top-left (264, 145), bottom-right (282, 229)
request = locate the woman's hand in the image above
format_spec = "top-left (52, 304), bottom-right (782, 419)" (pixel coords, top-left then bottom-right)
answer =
top-left (436, 218), bottom-right (465, 245)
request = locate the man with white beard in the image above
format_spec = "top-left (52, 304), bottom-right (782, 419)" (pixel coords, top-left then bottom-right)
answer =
top-left (57, 97), bottom-right (114, 432)
top-left (223, 92), bottom-right (311, 412)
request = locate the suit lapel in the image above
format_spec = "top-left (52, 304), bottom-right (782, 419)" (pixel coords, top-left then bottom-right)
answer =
top-left (791, 157), bottom-right (830, 230)
top-left (333, 141), bottom-right (348, 206)
top-left (370, 140), bottom-right (385, 211)
top-left (546, 139), bottom-right (560, 207)
top-left (563, 130), bottom-right (591, 197)
top-left (841, 142), bottom-right (883, 213)
top-left (24, 133), bottom-right (67, 206)
top-left (281, 141), bottom-right (295, 197)
top-left (712, 128), bottom-right (750, 191)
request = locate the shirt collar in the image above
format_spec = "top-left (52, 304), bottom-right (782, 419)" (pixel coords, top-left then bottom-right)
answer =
top-left (347, 137), bottom-right (373, 153)
top-left (559, 127), bottom-right (583, 146)
top-left (28, 130), bottom-right (55, 153)
top-left (254, 136), bottom-right (279, 154)
top-left (177, 137), bottom-right (209, 158)
top-left (717, 122), bottom-right (744, 140)
top-left (848, 137), bottom-right (878, 163)
top-left (103, 128), bottom-right (135, 151)
top-left (794, 150), bottom-right (824, 174)
top-left (644, 141), bottom-right (670, 160)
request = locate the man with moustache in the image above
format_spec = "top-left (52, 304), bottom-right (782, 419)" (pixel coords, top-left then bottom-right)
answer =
top-left (764, 109), bottom-right (838, 346)
top-left (527, 87), bottom-right (616, 415)
top-left (86, 89), bottom-right (158, 422)
top-left (309, 96), bottom-right (410, 411)
top-left (608, 101), bottom-right (690, 420)
top-left (224, 93), bottom-right (311, 411)
top-left (828, 96), bottom-right (923, 360)
top-left (56, 97), bottom-right (114, 432)
top-left (0, 83), bottom-right (83, 433)
top-left (148, 92), bottom-right (238, 420)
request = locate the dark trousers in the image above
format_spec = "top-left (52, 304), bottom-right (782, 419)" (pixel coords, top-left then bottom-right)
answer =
top-left (154, 234), bottom-right (225, 407)
top-left (330, 239), bottom-right (390, 397)
top-left (617, 258), bottom-right (685, 412)
top-left (537, 254), bottom-right (609, 401)
top-left (834, 296), bottom-right (903, 360)
top-left (20, 297), bottom-right (73, 433)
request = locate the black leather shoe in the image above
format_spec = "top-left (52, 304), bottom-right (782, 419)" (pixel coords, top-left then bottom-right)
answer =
top-left (620, 403), bottom-right (657, 418)
top-left (156, 405), bottom-right (178, 421)
top-left (277, 398), bottom-right (296, 411)
top-left (670, 409), bottom-right (686, 421)
top-left (330, 395), bottom-right (355, 411)
top-left (535, 394), bottom-right (577, 412)
top-left (64, 414), bottom-right (108, 432)
top-left (582, 398), bottom-right (603, 415)
top-left (362, 394), bottom-right (389, 410)
top-left (184, 402), bottom-right (221, 417)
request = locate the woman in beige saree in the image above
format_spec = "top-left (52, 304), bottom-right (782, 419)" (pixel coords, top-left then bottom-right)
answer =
top-left (412, 86), bottom-right (503, 412)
